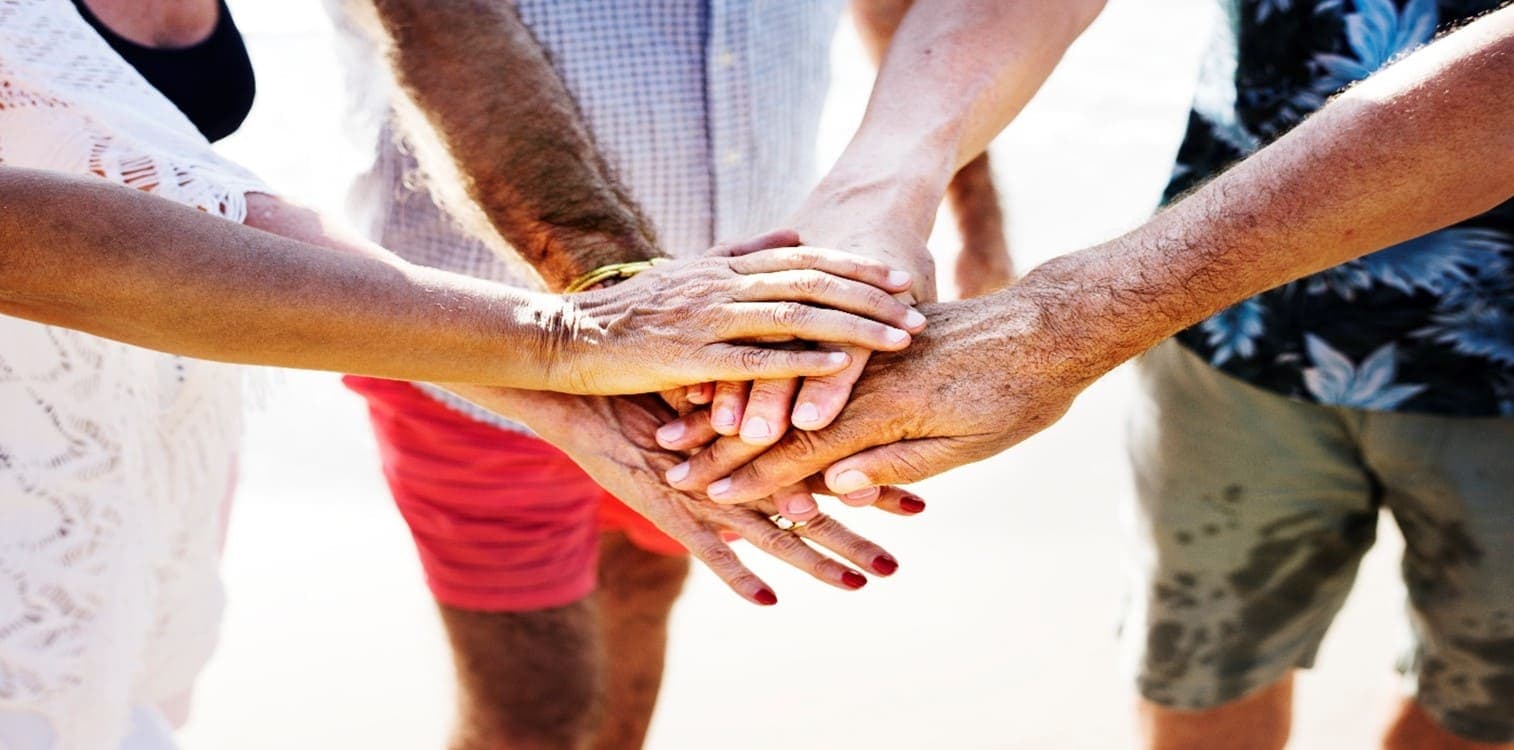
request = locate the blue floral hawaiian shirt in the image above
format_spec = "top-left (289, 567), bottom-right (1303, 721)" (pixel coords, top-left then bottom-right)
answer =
top-left (1168, 0), bottom-right (1514, 416)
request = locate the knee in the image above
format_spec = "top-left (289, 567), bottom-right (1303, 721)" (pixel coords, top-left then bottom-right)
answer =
top-left (1137, 675), bottom-right (1293, 750)
top-left (1384, 698), bottom-right (1514, 750)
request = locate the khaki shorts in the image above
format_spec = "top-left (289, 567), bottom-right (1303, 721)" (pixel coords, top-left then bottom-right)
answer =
top-left (1124, 341), bottom-right (1514, 743)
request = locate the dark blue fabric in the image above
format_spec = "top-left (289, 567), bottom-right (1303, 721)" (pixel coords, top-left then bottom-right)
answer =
top-left (1167, 0), bottom-right (1513, 416)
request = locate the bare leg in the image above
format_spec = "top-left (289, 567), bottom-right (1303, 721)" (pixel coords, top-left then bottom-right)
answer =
top-left (437, 531), bottom-right (687, 750)
top-left (589, 531), bottom-right (690, 750)
top-left (1138, 673), bottom-right (1293, 750)
top-left (1384, 699), bottom-right (1514, 750)
top-left (945, 151), bottom-right (1013, 299)
top-left (439, 601), bottom-right (603, 750)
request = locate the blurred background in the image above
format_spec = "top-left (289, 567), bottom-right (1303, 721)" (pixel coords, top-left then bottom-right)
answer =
top-left (183, 1), bottom-right (1412, 747)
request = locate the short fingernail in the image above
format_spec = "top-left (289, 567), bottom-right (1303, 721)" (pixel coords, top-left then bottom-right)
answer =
top-left (707, 478), bottom-right (732, 498)
top-left (784, 495), bottom-right (818, 517)
top-left (905, 309), bottom-right (927, 329)
top-left (844, 486), bottom-right (880, 503)
top-left (666, 462), bottom-right (690, 483)
top-left (826, 351), bottom-right (849, 366)
top-left (712, 407), bottom-right (736, 429)
top-left (900, 495), bottom-right (927, 514)
top-left (841, 571), bottom-right (868, 590)
top-left (885, 327), bottom-right (908, 344)
top-left (887, 269), bottom-right (912, 287)
top-left (792, 402), bottom-right (821, 427)
top-left (871, 554), bottom-right (899, 576)
top-left (741, 417), bottom-right (771, 441)
top-left (831, 469), bottom-right (871, 494)
top-left (656, 422), bottom-right (686, 444)
top-left (754, 588), bottom-right (778, 606)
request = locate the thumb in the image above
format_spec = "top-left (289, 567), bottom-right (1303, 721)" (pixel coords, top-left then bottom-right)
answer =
top-left (823, 438), bottom-right (964, 496)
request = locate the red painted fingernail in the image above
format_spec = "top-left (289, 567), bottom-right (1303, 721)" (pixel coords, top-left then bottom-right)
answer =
top-left (871, 555), bottom-right (898, 576)
top-left (754, 588), bottom-right (778, 606)
top-left (841, 571), bottom-right (868, 589)
top-left (900, 496), bottom-right (927, 514)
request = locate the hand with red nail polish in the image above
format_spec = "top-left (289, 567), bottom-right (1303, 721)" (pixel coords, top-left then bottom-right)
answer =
top-left (445, 384), bottom-right (904, 605)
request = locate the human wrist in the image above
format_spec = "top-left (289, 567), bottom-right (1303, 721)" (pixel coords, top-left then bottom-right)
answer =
top-left (816, 134), bottom-right (956, 239)
top-left (992, 251), bottom-right (1147, 388)
top-left (508, 288), bottom-right (593, 392)
top-left (796, 148), bottom-right (948, 296)
top-left (535, 228), bottom-right (666, 292)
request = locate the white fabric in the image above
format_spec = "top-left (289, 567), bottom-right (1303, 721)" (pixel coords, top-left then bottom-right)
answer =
top-left (0, 706), bottom-right (177, 750)
top-left (0, 1), bottom-right (269, 747)
top-left (332, 0), bottom-right (845, 428)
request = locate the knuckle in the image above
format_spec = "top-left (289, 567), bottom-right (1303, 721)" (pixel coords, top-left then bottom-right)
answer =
top-left (792, 270), bottom-right (828, 296)
top-left (734, 347), bottom-right (771, 372)
top-left (866, 286), bottom-right (898, 312)
top-left (756, 526), bottom-right (796, 551)
top-left (812, 558), bottom-right (846, 579)
top-left (696, 542), bottom-right (742, 572)
top-left (727, 572), bottom-right (764, 594)
top-left (770, 302), bottom-right (810, 328)
top-left (802, 514), bottom-right (841, 537)
top-left (781, 247), bottom-right (821, 270)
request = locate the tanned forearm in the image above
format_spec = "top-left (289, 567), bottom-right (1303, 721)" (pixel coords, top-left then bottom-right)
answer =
top-left (0, 168), bottom-right (569, 384)
top-left (1012, 7), bottom-right (1514, 383)
top-left (362, 0), bottom-right (662, 291)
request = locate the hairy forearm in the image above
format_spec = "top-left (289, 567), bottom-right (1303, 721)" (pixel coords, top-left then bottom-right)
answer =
top-left (1014, 8), bottom-right (1514, 383)
top-left (0, 168), bottom-right (569, 384)
top-left (364, 0), bottom-right (661, 290)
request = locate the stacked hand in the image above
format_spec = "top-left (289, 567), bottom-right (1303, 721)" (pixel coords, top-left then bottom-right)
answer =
top-left (549, 229), bottom-right (927, 395)
top-left (444, 230), bottom-right (938, 605)
top-left (657, 284), bottom-right (1098, 515)
top-left (446, 383), bottom-right (916, 605)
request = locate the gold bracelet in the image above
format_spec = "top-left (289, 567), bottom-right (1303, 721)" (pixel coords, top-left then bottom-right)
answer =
top-left (563, 258), bottom-right (669, 293)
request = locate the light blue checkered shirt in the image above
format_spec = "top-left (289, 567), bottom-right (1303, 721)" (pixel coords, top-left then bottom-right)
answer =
top-left (336, 0), bottom-right (845, 429)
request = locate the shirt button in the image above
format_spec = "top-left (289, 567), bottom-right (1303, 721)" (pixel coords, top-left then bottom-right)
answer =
top-left (722, 150), bottom-right (743, 165)
top-left (715, 50), bottom-right (735, 68)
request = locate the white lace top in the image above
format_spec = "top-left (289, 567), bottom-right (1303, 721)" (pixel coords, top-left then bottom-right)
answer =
top-left (0, 1), bottom-right (268, 747)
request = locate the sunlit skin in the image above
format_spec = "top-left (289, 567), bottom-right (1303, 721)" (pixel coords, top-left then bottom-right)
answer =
top-left (660, 9), bottom-right (1514, 749)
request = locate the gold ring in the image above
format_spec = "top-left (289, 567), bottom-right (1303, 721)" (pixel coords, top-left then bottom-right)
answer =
top-left (768, 514), bottom-right (807, 532)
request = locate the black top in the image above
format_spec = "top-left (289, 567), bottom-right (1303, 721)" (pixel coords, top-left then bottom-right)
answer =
top-left (71, 0), bottom-right (255, 142)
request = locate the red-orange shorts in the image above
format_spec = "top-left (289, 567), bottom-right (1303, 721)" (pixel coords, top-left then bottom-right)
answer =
top-left (344, 376), bottom-right (685, 612)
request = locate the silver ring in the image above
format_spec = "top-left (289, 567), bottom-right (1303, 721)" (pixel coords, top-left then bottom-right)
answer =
top-left (768, 514), bottom-right (808, 532)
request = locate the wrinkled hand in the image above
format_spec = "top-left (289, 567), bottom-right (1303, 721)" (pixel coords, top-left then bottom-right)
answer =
top-left (660, 217), bottom-right (935, 516)
top-left (681, 204), bottom-right (938, 446)
top-left (662, 290), bottom-right (1100, 505)
top-left (445, 384), bottom-right (908, 605)
top-left (554, 230), bottom-right (924, 395)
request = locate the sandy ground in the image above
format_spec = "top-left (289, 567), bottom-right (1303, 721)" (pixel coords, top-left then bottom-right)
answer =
top-left (180, 2), bottom-right (1413, 747)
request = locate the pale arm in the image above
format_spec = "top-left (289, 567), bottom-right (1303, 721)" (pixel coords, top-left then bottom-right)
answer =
top-left (801, 0), bottom-right (1106, 286)
top-left (853, 0), bottom-right (1014, 300)
top-left (714, 0), bottom-right (1104, 453)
